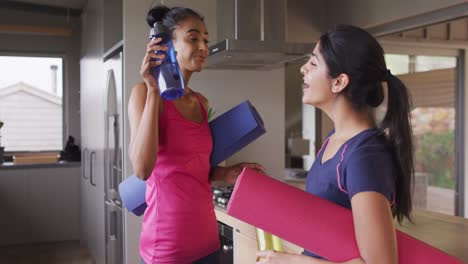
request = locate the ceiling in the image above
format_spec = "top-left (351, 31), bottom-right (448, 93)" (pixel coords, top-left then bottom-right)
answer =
top-left (6, 0), bottom-right (87, 9)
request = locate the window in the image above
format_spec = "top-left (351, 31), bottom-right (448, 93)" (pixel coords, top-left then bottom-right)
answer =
top-left (0, 55), bottom-right (63, 151)
top-left (384, 54), bottom-right (457, 75)
top-left (414, 56), bottom-right (456, 72)
top-left (384, 54), bottom-right (410, 75)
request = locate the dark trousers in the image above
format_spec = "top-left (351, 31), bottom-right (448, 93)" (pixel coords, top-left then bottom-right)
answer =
top-left (192, 249), bottom-right (220, 264)
top-left (142, 249), bottom-right (220, 264)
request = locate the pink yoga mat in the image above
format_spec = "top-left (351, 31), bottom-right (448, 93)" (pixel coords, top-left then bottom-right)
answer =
top-left (227, 168), bottom-right (464, 264)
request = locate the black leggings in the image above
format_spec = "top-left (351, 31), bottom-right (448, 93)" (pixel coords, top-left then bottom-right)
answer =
top-left (192, 249), bottom-right (220, 264)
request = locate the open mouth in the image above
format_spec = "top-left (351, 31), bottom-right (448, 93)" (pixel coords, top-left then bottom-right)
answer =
top-left (195, 56), bottom-right (206, 62)
top-left (302, 83), bottom-right (310, 89)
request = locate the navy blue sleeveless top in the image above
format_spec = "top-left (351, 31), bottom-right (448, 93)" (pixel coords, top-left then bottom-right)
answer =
top-left (303, 128), bottom-right (396, 258)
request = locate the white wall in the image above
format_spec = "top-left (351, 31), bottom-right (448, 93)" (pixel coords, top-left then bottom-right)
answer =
top-left (192, 68), bottom-right (285, 179)
top-left (122, 0), bottom-right (153, 261)
top-left (287, 0), bottom-right (327, 42)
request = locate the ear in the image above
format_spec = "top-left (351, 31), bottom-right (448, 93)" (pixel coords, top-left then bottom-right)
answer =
top-left (331, 73), bottom-right (349, 94)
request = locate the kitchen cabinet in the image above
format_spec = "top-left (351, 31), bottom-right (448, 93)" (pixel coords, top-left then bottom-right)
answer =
top-left (233, 228), bottom-right (303, 264)
top-left (0, 166), bottom-right (80, 246)
top-left (103, 0), bottom-right (123, 53)
top-left (234, 230), bottom-right (258, 264)
top-left (28, 167), bottom-right (80, 242)
top-left (81, 0), bottom-right (125, 262)
top-left (80, 0), bottom-right (106, 263)
top-left (216, 207), bottom-right (303, 264)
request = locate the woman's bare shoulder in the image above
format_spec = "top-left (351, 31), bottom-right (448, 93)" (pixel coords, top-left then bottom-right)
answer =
top-left (195, 91), bottom-right (209, 110)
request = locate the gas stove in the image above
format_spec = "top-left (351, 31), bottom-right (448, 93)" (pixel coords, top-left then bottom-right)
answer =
top-left (212, 185), bottom-right (234, 208)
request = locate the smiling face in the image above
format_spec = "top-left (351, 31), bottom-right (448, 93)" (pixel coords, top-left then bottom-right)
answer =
top-left (300, 42), bottom-right (336, 108)
top-left (172, 16), bottom-right (209, 73)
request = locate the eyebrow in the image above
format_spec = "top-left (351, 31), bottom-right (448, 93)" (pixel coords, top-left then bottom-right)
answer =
top-left (311, 53), bottom-right (319, 62)
top-left (187, 28), bottom-right (209, 35)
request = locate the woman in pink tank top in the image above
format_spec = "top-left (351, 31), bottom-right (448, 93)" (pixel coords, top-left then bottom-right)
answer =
top-left (128, 5), bottom-right (264, 264)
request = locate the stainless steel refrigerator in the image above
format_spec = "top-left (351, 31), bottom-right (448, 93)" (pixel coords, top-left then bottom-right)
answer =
top-left (103, 42), bottom-right (124, 264)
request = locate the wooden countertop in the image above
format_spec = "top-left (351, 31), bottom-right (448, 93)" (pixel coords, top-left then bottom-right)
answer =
top-left (396, 209), bottom-right (468, 262)
top-left (215, 206), bottom-right (303, 254)
top-left (215, 206), bottom-right (468, 262)
top-left (0, 160), bottom-right (81, 170)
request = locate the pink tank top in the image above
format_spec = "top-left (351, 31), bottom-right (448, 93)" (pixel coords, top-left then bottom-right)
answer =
top-left (140, 94), bottom-right (220, 264)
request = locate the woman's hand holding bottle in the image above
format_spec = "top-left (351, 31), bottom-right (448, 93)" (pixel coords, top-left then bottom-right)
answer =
top-left (140, 37), bottom-right (168, 94)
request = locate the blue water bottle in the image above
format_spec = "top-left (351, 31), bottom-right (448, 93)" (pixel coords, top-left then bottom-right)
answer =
top-left (150, 22), bottom-right (185, 100)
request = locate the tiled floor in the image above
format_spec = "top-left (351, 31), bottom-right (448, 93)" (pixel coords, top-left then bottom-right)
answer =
top-left (0, 241), bottom-right (93, 264)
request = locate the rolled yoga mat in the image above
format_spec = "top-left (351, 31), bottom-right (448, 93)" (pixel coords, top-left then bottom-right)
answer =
top-left (226, 167), bottom-right (464, 264)
top-left (119, 100), bottom-right (266, 216)
top-left (209, 100), bottom-right (265, 166)
top-left (118, 174), bottom-right (147, 216)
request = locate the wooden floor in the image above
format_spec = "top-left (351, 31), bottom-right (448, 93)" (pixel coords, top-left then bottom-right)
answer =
top-left (0, 241), bottom-right (93, 264)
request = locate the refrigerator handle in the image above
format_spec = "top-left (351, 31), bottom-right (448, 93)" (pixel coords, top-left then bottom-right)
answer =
top-left (104, 147), bottom-right (109, 190)
top-left (105, 200), bottom-right (117, 264)
top-left (107, 236), bottom-right (117, 264)
top-left (90, 151), bottom-right (97, 186)
top-left (82, 148), bottom-right (88, 180)
top-left (106, 200), bottom-right (118, 237)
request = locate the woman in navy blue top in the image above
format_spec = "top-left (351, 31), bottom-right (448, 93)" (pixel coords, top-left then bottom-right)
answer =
top-left (257, 25), bottom-right (414, 264)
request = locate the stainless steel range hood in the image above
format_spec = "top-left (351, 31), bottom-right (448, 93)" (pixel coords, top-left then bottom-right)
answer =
top-left (205, 0), bottom-right (313, 70)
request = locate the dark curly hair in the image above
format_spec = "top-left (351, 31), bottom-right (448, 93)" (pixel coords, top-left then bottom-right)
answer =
top-left (146, 5), bottom-right (204, 34)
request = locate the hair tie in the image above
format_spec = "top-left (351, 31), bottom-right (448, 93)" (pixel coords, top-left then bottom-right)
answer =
top-left (383, 69), bottom-right (392, 81)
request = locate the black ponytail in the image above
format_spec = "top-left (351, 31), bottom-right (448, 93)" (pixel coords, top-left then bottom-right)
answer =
top-left (146, 5), bottom-right (204, 34)
top-left (319, 25), bottom-right (414, 222)
top-left (382, 71), bottom-right (414, 223)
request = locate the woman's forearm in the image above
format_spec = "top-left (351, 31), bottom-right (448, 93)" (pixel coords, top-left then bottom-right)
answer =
top-left (130, 90), bottom-right (160, 180)
top-left (209, 166), bottom-right (226, 182)
top-left (291, 254), bottom-right (364, 264)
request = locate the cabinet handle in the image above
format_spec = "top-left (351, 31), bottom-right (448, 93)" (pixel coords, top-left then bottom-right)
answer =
top-left (90, 151), bottom-right (97, 186)
top-left (82, 148), bottom-right (88, 180)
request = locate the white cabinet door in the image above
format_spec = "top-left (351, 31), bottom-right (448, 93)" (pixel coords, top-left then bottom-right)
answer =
top-left (0, 170), bottom-right (28, 245)
top-left (0, 167), bottom-right (80, 246)
top-left (234, 230), bottom-right (258, 264)
top-left (80, 3), bottom-right (106, 263)
top-left (28, 167), bottom-right (80, 242)
top-left (80, 83), bottom-right (106, 264)
top-left (80, 148), bottom-right (90, 247)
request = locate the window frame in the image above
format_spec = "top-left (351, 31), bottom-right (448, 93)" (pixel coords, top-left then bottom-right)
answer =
top-left (381, 41), bottom-right (465, 217)
top-left (0, 51), bottom-right (67, 154)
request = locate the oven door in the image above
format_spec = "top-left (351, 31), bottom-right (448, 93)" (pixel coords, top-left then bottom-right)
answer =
top-left (218, 221), bottom-right (233, 264)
